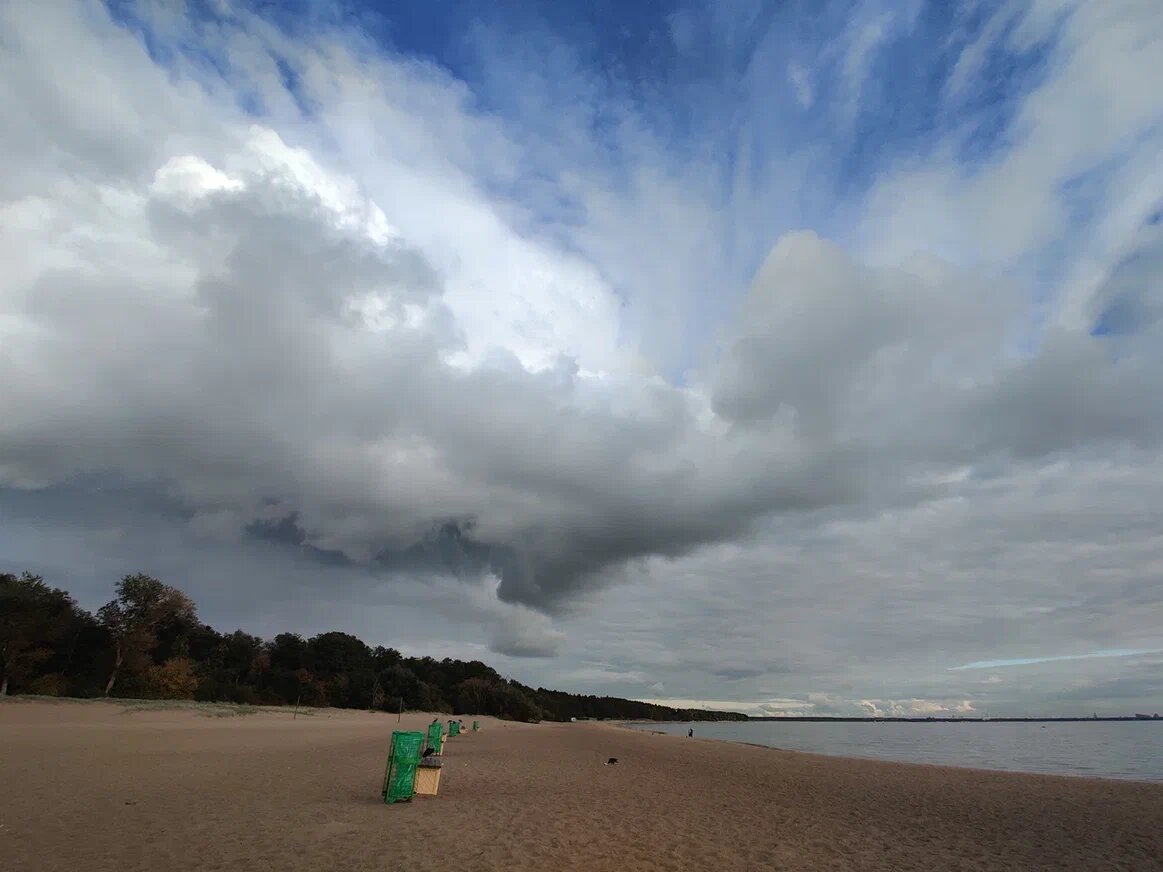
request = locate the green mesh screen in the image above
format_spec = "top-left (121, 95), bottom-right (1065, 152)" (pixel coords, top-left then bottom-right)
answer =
top-left (426, 721), bottom-right (443, 754)
top-left (448, 720), bottom-right (460, 736)
top-left (383, 730), bottom-right (424, 804)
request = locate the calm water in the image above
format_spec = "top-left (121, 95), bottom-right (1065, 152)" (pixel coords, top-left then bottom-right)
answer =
top-left (630, 720), bottom-right (1163, 782)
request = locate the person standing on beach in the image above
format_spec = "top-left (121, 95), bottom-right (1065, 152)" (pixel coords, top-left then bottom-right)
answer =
top-left (688, 728), bottom-right (693, 738)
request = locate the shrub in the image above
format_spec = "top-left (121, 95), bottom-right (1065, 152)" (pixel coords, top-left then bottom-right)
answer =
top-left (26, 672), bottom-right (68, 697)
top-left (147, 657), bottom-right (199, 700)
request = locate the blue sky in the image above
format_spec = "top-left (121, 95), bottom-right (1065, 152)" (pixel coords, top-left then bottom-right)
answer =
top-left (319, 0), bottom-right (1104, 362)
top-left (104, 0), bottom-right (1088, 376)
top-left (3, 0), bottom-right (1163, 716)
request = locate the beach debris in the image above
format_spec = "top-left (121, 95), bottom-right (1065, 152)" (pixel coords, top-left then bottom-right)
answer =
top-left (605, 757), bottom-right (618, 765)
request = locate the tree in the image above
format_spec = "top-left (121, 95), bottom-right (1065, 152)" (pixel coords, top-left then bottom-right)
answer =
top-left (97, 574), bottom-right (196, 697)
top-left (378, 663), bottom-right (420, 708)
top-left (269, 633), bottom-right (308, 671)
top-left (220, 630), bottom-right (264, 687)
top-left (455, 677), bottom-right (492, 714)
top-left (57, 611), bottom-right (114, 698)
top-left (451, 678), bottom-right (541, 722)
top-left (3, 570), bottom-right (751, 722)
top-left (371, 646), bottom-right (402, 671)
top-left (415, 681), bottom-right (451, 713)
top-left (306, 632), bottom-right (371, 676)
top-left (148, 657), bottom-right (199, 699)
top-left (0, 573), bottom-right (79, 696)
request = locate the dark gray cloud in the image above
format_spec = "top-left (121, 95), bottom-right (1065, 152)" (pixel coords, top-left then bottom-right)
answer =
top-left (1047, 662), bottom-right (1163, 707)
top-left (1, 161), bottom-right (884, 612)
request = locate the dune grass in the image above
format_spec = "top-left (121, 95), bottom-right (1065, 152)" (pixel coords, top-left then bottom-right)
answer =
top-left (1, 694), bottom-right (318, 717)
top-left (117, 699), bottom-right (262, 717)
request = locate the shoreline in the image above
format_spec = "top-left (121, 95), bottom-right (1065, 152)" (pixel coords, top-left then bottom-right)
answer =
top-left (729, 738), bottom-right (1159, 787)
top-left (620, 719), bottom-right (1163, 786)
top-left (5, 699), bottom-right (1162, 870)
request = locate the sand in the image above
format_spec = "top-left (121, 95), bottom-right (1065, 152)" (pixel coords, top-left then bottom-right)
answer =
top-left (2, 699), bottom-right (1161, 871)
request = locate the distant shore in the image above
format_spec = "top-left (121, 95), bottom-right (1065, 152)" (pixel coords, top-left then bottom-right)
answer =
top-left (4, 698), bottom-right (1162, 871)
top-left (746, 715), bottom-right (1163, 722)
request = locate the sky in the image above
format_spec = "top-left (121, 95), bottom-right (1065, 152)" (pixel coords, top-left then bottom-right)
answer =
top-left (2, 0), bottom-right (1162, 718)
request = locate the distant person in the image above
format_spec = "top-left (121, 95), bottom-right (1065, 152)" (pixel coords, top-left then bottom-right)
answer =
top-left (688, 728), bottom-right (694, 738)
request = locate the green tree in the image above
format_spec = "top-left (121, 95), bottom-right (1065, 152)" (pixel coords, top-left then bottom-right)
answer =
top-left (148, 656), bottom-right (200, 699)
top-left (371, 646), bottom-right (402, 671)
top-left (378, 663), bottom-right (420, 708)
top-left (455, 676), bottom-right (492, 714)
top-left (2, 571), bottom-right (750, 722)
top-left (269, 633), bottom-right (308, 671)
top-left (220, 630), bottom-right (264, 687)
top-left (97, 574), bottom-right (196, 697)
top-left (306, 631), bottom-right (371, 676)
top-left (0, 573), bottom-right (79, 696)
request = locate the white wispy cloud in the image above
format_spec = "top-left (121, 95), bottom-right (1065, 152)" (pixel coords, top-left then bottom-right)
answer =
top-left (950, 649), bottom-right (1163, 671)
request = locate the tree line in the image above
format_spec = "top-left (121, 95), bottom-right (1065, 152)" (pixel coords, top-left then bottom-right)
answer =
top-left (0, 572), bottom-right (747, 723)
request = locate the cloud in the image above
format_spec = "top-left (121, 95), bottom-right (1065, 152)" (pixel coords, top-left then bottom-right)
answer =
top-left (8, 87), bottom-right (994, 616)
top-left (787, 62), bottom-right (813, 108)
top-left (467, 576), bottom-right (567, 658)
top-left (758, 699), bottom-right (815, 715)
top-left (950, 649), bottom-right (1163, 671)
top-left (859, 698), bottom-right (976, 718)
top-left (840, 12), bottom-right (893, 119)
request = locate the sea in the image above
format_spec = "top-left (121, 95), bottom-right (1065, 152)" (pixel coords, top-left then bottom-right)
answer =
top-left (628, 720), bottom-right (1163, 782)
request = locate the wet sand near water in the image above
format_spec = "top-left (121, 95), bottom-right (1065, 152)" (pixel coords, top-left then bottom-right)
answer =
top-left (2, 699), bottom-right (1162, 871)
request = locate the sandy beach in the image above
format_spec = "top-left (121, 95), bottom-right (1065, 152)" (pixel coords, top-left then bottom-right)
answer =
top-left (3, 699), bottom-right (1161, 871)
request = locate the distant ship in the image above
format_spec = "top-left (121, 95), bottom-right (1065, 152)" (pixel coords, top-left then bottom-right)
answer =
top-left (1133, 713), bottom-right (1161, 720)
